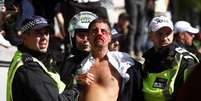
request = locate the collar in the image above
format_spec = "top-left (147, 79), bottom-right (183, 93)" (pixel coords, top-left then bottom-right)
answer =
top-left (77, 51), bottom-right (135, 81)
top-left (17, 44), bottom-right (52, 64)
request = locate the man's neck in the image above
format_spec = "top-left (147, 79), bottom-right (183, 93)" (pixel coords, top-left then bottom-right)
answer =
top-left (91, 47), bottom-right (109, 61)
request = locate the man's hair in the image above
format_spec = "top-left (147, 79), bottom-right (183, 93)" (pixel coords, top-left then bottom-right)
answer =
top-left (118, 12), bottom-right (129, 21)
top-left (88, 18), bottom-right (111, 32)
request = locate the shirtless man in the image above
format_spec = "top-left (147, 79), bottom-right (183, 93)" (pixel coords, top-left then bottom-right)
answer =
top-left (76, 18), bottom-right (143, 101)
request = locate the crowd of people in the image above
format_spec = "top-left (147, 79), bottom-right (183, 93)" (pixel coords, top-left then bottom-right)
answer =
top-left (1, 0), bottom-right (201, 101)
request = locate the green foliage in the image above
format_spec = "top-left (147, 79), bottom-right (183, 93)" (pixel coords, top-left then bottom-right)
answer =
top-left (191, 0), bottom-right (201, 11)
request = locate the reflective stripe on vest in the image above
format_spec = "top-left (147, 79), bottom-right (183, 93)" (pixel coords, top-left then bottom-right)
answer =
top-left (7, 51), bottom-right (23, 101)
top-left (175, 47), bottom-right (200, 81)
top-left (142, 52), bottom-right (183, 101)
top-left (6, 51), bottom-right (66, 101)
top-left (32, 57), bottom-right (66, 93)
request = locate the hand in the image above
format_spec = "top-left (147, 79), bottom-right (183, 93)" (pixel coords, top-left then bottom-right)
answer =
top-left (75, 72), bottom-right (95, 86)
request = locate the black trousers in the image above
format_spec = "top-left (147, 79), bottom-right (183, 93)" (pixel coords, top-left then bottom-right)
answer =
top-left (125, 0), bottom-right (146, 54)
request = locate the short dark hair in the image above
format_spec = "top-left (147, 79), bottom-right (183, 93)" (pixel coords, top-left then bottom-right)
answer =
top-left (118, 12), bottom-right (129, 20)
top-left (88, 18), bottom-right (111, 32)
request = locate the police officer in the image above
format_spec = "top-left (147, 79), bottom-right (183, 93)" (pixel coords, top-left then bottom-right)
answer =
top-left (108, 28), bottom-right (122, 51)
top-left (142, 16), bottom-right (199, 101)
top-left (6, 15), bottom-right (78, 101)
top-left (174, 21), bottom-right (199, 47)
top-left (60, 11), bottom-right (98, 85)
top-left (174, 21), bottom-right (201, 61)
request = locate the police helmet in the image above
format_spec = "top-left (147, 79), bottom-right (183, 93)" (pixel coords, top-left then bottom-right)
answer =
top-left (68, 11), bottom-right (98, 47)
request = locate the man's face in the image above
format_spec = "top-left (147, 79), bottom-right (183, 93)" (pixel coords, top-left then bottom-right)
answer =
top-left (22, 28), bottom-right (49, 53)
top-left (75, 31), bottom-right (90, 52)
top-left (108, 39), bottom-right (120, 51)
top-left (119, 19), bottom-right (129, 30)
top-left (149, 27), bottom-right (173, 48)
top-left (183, 32), bottom-right (194, 46)
top-left (88, 22), bottom-right (111, 48)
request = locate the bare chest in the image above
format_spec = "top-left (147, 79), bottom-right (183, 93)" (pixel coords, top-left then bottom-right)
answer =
top-left (88, 61), bottom-right (121, 87)
top-left (79, 60), bottom-right (121, 101)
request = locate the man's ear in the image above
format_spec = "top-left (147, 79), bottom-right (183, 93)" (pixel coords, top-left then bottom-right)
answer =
top-left (109, 33), bottom-right (112, 42)
top-left (148, 31), bottom-right (155, 41)
top-left (19, 32), bottom-right (29, 42)
top-left (18, 34), bottom-right (24, 43)
top-left (179, 32), bottom-right (185, 39)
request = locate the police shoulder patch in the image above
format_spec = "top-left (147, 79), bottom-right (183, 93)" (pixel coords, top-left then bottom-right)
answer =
top-left (175, 47), bottom-right (188, 54)
top-left (22, 53), bottom-right (33, 63)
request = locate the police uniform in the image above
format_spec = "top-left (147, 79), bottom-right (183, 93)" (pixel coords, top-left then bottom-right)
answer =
top-left (60, 11), bottom-right (97, 86)
top-left (7, 45), bottom-right (79, 101)
top-left (142, 42), bottom-right (199, 101)
top-left (6, 16), bottom-right (79, 101)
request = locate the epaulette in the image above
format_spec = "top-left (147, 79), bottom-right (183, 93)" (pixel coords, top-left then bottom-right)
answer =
top-left (175, 47), bottom-right (199, 62)
top-left (21, 53), bottom-right (34, 63)
top-left (175, 47), bottom-right (189, 54)
top-left (21, 53), bottom-right (42, 70)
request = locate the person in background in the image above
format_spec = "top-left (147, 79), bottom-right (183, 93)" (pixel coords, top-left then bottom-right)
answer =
top-left (0, 5), bottom-right (12, 48)
top-left (192, 32), bottom-right (201, 60)
top-left (113, 12), bottom-right (130, 52)
top-left (174, 21), bottom-right (199, 48)
top-left (142, 16), bottom-right (199, 101)
top-left (75, 18), bottom-right (143, 101)
top-left (5, 0), bottom-right (34, 46)
top-left (108, 28), bottom-right (122, 51)
top-left (6, 15), bottom-right (78, 101)
top-left (60, 11), bottom-right (98, 86)
top-left (124, 0), bottom-right (146, 59)
top-left (174, 21), bottom-right (201, 60)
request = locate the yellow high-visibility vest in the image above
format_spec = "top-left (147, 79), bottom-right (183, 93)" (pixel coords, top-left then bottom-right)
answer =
top-left (7, 51), bottom-right (66, 101)
top-left (143, 47), bottom-right (199, 101)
